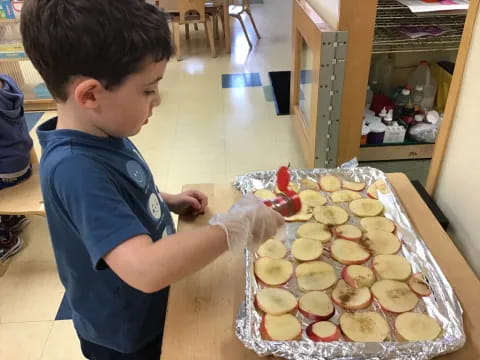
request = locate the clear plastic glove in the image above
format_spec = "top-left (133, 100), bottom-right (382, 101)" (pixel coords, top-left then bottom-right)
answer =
top-left (209, 194), bottom-right (285, 252)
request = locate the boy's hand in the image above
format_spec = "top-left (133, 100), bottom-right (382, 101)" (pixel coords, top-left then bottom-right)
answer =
top-left (165, 190), bottom-right (208, 216)
top-left (209, 194), bottom-right (285, 252)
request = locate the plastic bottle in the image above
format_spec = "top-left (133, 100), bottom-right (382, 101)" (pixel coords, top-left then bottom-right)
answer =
top-left (367, 123), bottom-right (387, 145)
top-left (414, 114), bottom-right (425, 124)
top-left (412, 85), bottom-right (425, 113)
top-left (393, 88), bottom-right (411, 123)
top-left (379, 107), bottom-right (388, 122)
top-left (402, 99), bottom-right (415, 127)
top-left (366, 85), bottom-right (373, 109)
top-left (369, 55), bottom-right (393, 96)
top-left (409, 61), bottom-right (437, 110)
top-left (383, 109), bottom-right (393, 126)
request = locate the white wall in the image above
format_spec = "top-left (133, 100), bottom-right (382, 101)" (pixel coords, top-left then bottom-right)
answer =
top-left (306, 0), bottom-right (339, 29)
top-left (435, 7), bottom-right (480, 277)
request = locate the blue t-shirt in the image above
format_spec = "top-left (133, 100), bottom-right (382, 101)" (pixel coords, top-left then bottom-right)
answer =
top-left (37, 117), bottom-right (175, 353)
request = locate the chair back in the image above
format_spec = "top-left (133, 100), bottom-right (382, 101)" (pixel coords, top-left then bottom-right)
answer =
top-left (231, 0), bottom-right (250, 10)
top-left (178, 0), bottom-right (207, 24)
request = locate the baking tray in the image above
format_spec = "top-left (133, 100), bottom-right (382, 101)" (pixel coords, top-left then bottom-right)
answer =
top-left (233, 163), bottom-right (465, 360)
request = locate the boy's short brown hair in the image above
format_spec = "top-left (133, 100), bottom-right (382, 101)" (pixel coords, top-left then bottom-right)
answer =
top-left (21, 0), bottom-right (173, 102)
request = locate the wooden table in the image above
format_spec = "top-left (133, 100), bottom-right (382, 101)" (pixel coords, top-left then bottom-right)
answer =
top-left (156, 0), bottom-right (231, 54)
top-left (162, 173), bottom-right (480, 359)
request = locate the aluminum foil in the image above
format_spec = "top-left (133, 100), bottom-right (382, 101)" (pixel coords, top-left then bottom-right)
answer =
top-left (233, 161), bottom-right (465, 360)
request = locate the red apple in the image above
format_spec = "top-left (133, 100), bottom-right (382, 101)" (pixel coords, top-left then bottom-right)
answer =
top-left (331, 239), bottom-right (371, 265)
top-left (408, 273), bottom-right (432, 297)
top-left (306, 321), bottom-right (341, 342)
top-left (331, 280), bottom-right (372, 310)
top-left (260, 314), bottom-right (302, 341)
top-left (255, 288), bottom-right (298, 315)
top-left (254, 258), bottom-right (294, 286)
top-left (333, 224), bottom-right (362, 241)
top-left (298, 291), bottom-right (335, 321)
top-left (341, 265), bottom-right (375, 288)
top-left (342, 180), bottom-right (366, 192)
top-left (371, 280), bottom-right (418, 313)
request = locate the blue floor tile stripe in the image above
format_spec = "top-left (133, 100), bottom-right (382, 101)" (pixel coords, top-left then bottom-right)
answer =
top-left (55, 293), bottom-right (73, 320)
top-left (222, 73), bottom-right (262, 88)
top-left (25, 112), bottom-right (44, 131)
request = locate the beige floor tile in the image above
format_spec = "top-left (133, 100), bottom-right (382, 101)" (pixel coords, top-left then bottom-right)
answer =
top-left (0, 262), bottom-right (64, 323)
top-left (40, 320), bottom-right (85, 360)
top-left (0, 321), bottom-right (53, 360)
top-left (12, 216), bottom-right (55, 264)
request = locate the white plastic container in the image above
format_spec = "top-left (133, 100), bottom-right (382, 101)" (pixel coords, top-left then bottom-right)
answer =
top-left (409, 61), bottom-right (437, 110)
top-left (383, 122), bottom-right (406, 143)
top-left (370, 55), bottom-right (393, 96)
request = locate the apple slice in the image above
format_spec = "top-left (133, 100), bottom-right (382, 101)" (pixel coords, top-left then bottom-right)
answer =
top-left (375, 179), bottom-right (389, 194)
top-left (349, 199), bottom-right (384, 217)
top-left (254, 189), bottom-right (276, 201)
top-left (395, 312), bottom-right (442, 341)
top-left (260, 314), bottom-right (302, 341)
top-left (340, 312), bottom-right (390, 342)
top-left (257, 239), bottom-right (288, 259)
top-left (320, 175), bottom-right (341, 192)
top-left (254, 258), bottom-right (294, 286)
top-left (360, 217), bottom-right (396, 233)
top-left (372, 280), bottom-right (419, 313)
top-left (298, 291), bottom-right (335, 321)
top-left (299, 190), bottom-right (327, 207)
top-left (284, 203), bottom-right (313, 222)
top-left (306, 321), bottom-right (341, 342)
top-left (255, 288), bottom-right (298, 315)
top-left (362, 230), bottom-right (401, 255)
top-left (342, 180), bottom-right (366, 192)
top-left (313, 206), bottom-right (349, 226)
top-left (275, 182), bottom-right (299, 194)
top-left (291, 238), bottom-right (323, 262)
top-left (295, 261), bottom-right (336, 291)
top-left (372, 254), bottom-right (412, 281)
top-left (331, 239), bottom-right (370, 265)
top-left (367, 183), bottom-right (378, 199)
top-left (331, 279), bottom-right (372, 310)
top-left (296, 223), bottom-right (332, 243)
top-left (408, 273), bottom-right (432, 297)
top-left (333, 224), bottom-right (362, 241)
top-left (342, 265), bottom-right (375, 288)
top-left (300, 178), bottom-right (320, 191)
top-left (331, 190), bottom-right (362, 203)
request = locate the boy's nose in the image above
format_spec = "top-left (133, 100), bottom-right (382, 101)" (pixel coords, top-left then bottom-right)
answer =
top-left (152, 93), bottom-right (161, 107)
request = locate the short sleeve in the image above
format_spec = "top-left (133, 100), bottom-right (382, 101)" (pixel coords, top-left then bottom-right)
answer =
top-left (51, 155), bottom-right (150, 270)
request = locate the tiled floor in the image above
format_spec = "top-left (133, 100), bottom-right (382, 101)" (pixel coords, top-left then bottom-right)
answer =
top-left (0, 1), bottom-right (302, 358)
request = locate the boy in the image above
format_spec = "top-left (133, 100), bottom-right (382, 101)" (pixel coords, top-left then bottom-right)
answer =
top-left (0, 74), bottom-right (33, 260)
top-left (21, 0), bottom-right (284, 359)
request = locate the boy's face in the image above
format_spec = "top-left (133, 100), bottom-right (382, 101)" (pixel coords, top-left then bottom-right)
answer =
top-left (94, 59), bottom-right (167, 138)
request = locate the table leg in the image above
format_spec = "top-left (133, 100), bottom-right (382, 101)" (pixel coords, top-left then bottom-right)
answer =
top-left (223, 0), bottom-right (231, 53)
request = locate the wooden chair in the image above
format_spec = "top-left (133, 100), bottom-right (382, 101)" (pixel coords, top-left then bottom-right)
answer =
top-left (229, 0), bottom-right (260, 48)
top-left (171, 0), bottom-right (216, 60)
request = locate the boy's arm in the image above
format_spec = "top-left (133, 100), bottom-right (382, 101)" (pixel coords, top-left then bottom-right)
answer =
top-left (103, 195), bottom-right (284, 294)
top-left (104, 225), bottom-right (227, 293)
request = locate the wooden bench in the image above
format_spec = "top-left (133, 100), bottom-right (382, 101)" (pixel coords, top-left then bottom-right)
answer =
top-left (0, 149), bottom-right (45, 216)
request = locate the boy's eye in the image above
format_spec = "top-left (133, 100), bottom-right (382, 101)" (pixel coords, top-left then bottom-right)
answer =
top-left (144, 90), bottom-right (156, 95)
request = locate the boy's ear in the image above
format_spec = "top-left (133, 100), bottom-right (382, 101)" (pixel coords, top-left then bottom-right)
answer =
top-left (73, 79), bottom-right (104, 109)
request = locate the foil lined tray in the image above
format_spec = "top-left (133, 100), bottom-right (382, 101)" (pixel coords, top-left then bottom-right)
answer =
top-left (233, 164), bottom-right (465, 360)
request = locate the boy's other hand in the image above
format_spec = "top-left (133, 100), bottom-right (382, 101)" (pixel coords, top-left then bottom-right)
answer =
top-left (166, 190), bottom-right (208, 216)
top-left (209, 194), bottom-right (285, 253)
